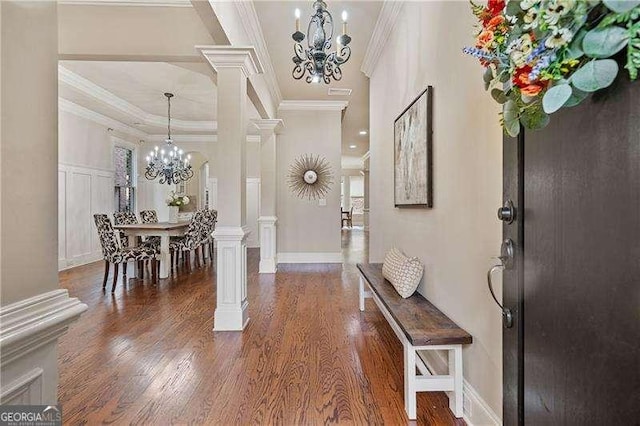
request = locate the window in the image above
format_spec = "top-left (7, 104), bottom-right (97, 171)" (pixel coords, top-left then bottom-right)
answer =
top-left (114, 145), bottom-right (135, 212)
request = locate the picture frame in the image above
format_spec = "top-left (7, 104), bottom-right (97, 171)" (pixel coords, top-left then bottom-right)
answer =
top-left (394, 86), bottom-right (433, 208)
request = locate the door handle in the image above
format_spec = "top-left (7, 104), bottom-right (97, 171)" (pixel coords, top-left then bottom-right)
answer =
top-left (487, 263), bottom-right (513, 328)
top-left (487, 238), bottom-right (514, 328)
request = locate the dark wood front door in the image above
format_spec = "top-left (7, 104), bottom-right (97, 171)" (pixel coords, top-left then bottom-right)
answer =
top-left (501, 75), bottom-right (640, 424)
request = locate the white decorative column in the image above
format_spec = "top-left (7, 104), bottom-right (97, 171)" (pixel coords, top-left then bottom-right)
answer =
top-left (253, 119), bottom-right (283, 274)
top-left (363, 153), bottom-right (370, 231)
top-left (199, 46), bottom-right (264, 331)
top-left (343, 175), bottom-right (351, 210)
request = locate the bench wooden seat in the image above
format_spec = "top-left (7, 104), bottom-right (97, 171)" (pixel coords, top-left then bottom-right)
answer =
top-left (357, 263), bottom-right (472, 420)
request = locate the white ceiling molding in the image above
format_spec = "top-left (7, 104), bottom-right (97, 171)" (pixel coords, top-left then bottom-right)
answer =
top-left (59, 0), bottom-right (192, 7)
top-left (361, 1), bottom-right (404, 78)
top-left (341, 155), bottom-right (365, 170)
top-left (278, 100), bottom-right (349, 112)
top-left (197, 46), bottom-right (264, 76)
top-left (251, 118), bottom-right (284, 134)
top-left (59, 98), bottom-right (147, 139)
top-left (58, 66), bottom-right (217, 132)
top-left (146, 134), bottom-right (215, 143)
top-left (233, 1), bottom-right (283, 108)
top-left (362, 151), bottom-right (371, 162)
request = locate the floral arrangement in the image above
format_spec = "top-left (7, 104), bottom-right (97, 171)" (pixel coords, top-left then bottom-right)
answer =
top-left (464, 0), bottom-right (640, 136)
top-left (166, 191), bottom-right (190, 207)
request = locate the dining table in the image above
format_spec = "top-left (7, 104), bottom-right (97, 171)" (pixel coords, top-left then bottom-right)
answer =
top-left (114, 221), bottom-right (189, 279)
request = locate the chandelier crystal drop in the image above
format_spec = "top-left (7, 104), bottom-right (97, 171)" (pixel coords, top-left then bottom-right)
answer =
top-left (145, 92), bottom-right (194, 185)
top-left (291, 1), bottom-right (352, 84)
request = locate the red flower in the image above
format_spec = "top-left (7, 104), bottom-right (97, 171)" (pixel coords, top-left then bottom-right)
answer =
top-left (487, 0), bottom-right (505, 15)
top-left (486, 15), bottom-right (506, 31)
top-left (513, 65), bottom-right (546, 96)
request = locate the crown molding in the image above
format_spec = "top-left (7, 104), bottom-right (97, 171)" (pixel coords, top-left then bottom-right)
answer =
top-left (233, 1), bottom-right (283, 107)
top-left (278, 100), bottom-right (348, 112)
top-left (251, 118), bottom-right (284, 134)
top-left (59, 0), bottom-right (191, 6)
top-left (59, 98), bottom-right (147, 139)
top-left (361, 1), bottom-right (404, 78)
top-left (197, 46), bottom-right (264, 76)
top-left (362, 151), bottom-right (371, 162)
top-left (59, 66), bottom-right (217, 132)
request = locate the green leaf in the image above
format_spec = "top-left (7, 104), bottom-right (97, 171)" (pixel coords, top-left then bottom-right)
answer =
top-left (506, 0), bottom-right (523, 16)
top-left (583, 26), bottom-right (629, 58)
top-left (571, 59), bottom-right (619, 92)
top-left (520, 108), bottom-right (550, 130)
top-left (483, 67), bottom-right (493, 83)
top-left (625, 22), bottom-right (640, 80)
top-left (503, 100), bottom-right (520, 137)
top-left (542, 84), bottom-right (573, 114)
top-left (563, 86), bottom-right (590, 107)
top-left (567, 29), bottom-right (587, 59)
top-left (491, 88), bottom-right (509, 104)
top-left (603, 0), bottom-right (640, 13)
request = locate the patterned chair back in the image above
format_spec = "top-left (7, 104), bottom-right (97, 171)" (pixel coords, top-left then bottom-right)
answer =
top-left (93, 214), bottom-right (120, 259)
top-left (113, 211), bottom-right (138, 225)
top-left (140, 210), bottom-right (158, 224)
top-left (182, 210), bottom-right (205, 250)
top-left (203, 209), bottom-right (218, 242)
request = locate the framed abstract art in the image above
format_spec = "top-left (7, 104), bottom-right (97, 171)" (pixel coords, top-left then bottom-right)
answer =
top-left (394, 86), bottom-right (433, 208)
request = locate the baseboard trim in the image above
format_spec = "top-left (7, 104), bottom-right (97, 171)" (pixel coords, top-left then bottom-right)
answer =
top-left (277, 252), bottom-right (342, 264)
top-left (417, 351), bottom-right (501, 426)
top-left (0, 289), bottom-right (88, 367)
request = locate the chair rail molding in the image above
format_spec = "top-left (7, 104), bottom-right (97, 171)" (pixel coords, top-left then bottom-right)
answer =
top-left (361, 1), bottom-right (404, 78)
top-left (0, 290), bottom-right (87, 404)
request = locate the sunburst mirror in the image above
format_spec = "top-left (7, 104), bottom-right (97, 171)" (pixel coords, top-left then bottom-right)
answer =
top-left (287, 154), bottom-right (334, 200)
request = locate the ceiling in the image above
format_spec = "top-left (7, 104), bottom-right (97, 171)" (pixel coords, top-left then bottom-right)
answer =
top-left (57, 1), bottom-right (382, 159)
top-left (60, 60), bottom-right (261, 136)
top-left (254, 1), bottom-right (382, 157)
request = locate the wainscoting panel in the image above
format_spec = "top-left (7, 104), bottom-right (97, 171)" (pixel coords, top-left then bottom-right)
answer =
top-left (58, 164), bottom-right (114, 270)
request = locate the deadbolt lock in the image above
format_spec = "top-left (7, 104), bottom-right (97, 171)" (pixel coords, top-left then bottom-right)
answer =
top-left (497, 200), bottom-right (516, 224)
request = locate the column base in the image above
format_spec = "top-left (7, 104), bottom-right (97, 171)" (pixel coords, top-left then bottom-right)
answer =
top-left (258, 216), bottom-right (277, 274)
top-left (212, 226), bottom-right (250, 331)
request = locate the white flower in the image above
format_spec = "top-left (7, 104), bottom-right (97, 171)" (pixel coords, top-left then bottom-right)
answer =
top-left (509, 34), bottom-right (534, 67)
top-left (545, 27), bottom-right (573, 48)
top-left (521, 0), bottom-right (541, 10)
top-left (182, 196), bottom-right (190, 205)
top-left (544, 0), bottom-right (575, 25)
top-left (523, 8), bottom-right (540, 29)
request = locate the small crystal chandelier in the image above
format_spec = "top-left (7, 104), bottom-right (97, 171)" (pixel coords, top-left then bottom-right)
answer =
top-left (291, 1), bottom-right (351, 84)
top-left (145, 93), bottom-right (193, 185)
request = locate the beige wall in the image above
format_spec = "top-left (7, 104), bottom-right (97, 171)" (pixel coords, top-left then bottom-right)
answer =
top-left (276, 109), bottom-right (342, 255)
top-left (369, 2), bottom-right (503, 421)
top-left (59, 110), bottom-right (117, 171)
top-left (1, 1), bottom-right (59, 305)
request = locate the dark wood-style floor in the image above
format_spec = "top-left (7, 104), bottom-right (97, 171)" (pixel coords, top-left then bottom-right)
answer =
top-left (58, 228), bottom-right (464, 425)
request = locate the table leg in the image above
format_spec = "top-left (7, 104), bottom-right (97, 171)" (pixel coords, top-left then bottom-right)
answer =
top-left (127, 232), bottom-right (141, 279)
top-left (159, 235), bottom-right (170, 279)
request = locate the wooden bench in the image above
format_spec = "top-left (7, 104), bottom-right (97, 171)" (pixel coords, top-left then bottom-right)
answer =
top-left (357, 263), bottom-right (472, 420)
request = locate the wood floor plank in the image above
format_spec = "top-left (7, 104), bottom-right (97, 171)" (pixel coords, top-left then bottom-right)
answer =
top-left (58, 229), bottom-right (465, 425)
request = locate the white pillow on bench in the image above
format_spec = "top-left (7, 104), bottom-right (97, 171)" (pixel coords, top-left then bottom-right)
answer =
top-left (382, 248), bottom-right (424, 298)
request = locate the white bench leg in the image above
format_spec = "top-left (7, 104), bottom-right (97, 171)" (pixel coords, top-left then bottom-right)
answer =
top-left (404, 344), bottom-right (417, 420)
top-left (449, 345), bottom-right (464, 418)
top-left (359, 275), bottom-right (365, 311)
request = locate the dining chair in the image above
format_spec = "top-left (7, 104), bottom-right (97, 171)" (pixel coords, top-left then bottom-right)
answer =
top-left (139, 209), bottom-right (161, 249)
top-left (199, 209), bottom-right (218, 264)
top-left (93, 214), bottom-right (159, 292)
top-left (341, 207), bottom-right (354, 228)
top-left (169, 210), bottom-right (205, 270)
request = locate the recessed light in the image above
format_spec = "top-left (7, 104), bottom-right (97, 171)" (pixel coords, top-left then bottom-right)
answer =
top-left (349, 145), bottom-right (357, 149)
top-left (359, 130), bottom-right (368, 135)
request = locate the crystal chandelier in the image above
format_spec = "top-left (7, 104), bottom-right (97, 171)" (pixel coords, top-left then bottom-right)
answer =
top-left (291, 1), bottom-right (351, 84)
top-left (145, 93), bottom-right (193, 185)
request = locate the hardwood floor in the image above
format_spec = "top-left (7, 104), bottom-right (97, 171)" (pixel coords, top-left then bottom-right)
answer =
top-left (58, 231), bottom-right (464, 425)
